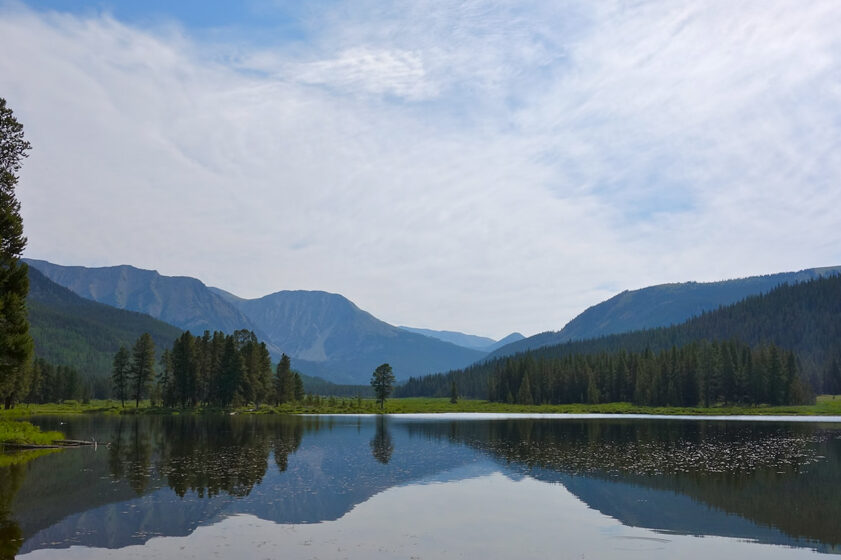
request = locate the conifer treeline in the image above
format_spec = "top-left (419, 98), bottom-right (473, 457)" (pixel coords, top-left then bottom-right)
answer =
top-left (485, 340), bottom-right (810, 406)
top-left (114, 329), bottom-right (304, 408)
top-left (398, 275), bottom-right (841, 402)
top-left (397, 340), bottom-right (812, 406)
top-left (24, 357), bottom-right (98, 404)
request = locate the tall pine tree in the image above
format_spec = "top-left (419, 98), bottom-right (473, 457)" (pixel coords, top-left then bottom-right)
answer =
top-left (112, 345), bottom-right (130, 407)
top-left (129, 333), bottom-right (155, 408)
top-left (0, 98), bottom-right (34, 409)
top-left (274, 353), bottom-right (293, 405)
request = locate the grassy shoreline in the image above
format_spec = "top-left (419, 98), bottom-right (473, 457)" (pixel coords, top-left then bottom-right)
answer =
top-left (0, 419), bottom-right (64, 446)
top-left (2, 396), bottom-right (841, 418)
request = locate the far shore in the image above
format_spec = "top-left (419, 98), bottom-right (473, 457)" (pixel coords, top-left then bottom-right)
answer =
top-left (3, 395), bottom-right (841, 418)
top-left (4, 396), bottom-right (841, 446)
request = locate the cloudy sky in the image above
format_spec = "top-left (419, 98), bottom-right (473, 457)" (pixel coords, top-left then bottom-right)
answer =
top-left (2, 0), bottom-right (840, 339)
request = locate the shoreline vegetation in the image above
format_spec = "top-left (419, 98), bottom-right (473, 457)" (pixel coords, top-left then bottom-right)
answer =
top-left (3, 396), bottom-right (841, 446)
top-left (2, 395), bottom-right (841, 420)
top-left (0, 419), bottom-right (64, 446)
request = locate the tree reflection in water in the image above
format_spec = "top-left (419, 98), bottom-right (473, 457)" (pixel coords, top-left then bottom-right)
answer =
top-left (370, 416), bottom-right (394, 464)
top-left (106, 416), bottom-right (304, 498)
top-left (0, 450), bottom-right (59, 560)
top-left (5, 415), bottom-right (841, 557)
top-left (406, 419), bottom-right (841, 548)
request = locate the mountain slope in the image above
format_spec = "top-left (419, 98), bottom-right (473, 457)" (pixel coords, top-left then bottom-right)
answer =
top-left (398, 326), bottom-right (497, 351)
top-left (27, 260), bottom-right (487, 385)
top-left (487, 332), bottom-right (526, 352)
top-left (222, 290), bottom-right (487, 384)
top-left (397, 327), bottom-right (525, 352)
top-left (27, 267), bottom-right (183, 377)
top-left (25, 259), bottom-right (258, 336)
top-left (398, 274), bottom-right (841, 398)
top-left (488, 266), bottom-right (841, 359)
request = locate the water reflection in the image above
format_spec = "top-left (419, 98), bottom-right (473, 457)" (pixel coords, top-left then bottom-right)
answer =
top-left (1, 415), bottom-right (839, 558)
top-left (405, 419), bottom-right (841, 550)
top-left (0, 455), bottom-right (27, 560)
top-left (370, 416), bottom-right (393, 464)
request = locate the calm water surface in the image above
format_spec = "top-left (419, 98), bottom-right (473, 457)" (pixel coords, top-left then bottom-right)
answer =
top-left (2, 414), bottom-right (841, 559)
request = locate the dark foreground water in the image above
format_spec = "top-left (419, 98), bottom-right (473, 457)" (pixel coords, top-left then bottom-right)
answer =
top-left (2, 414), bottom-right (841, 559)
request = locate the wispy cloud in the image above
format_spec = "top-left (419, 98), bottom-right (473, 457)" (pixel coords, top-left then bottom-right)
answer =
top-left (1, 0), bottom-right (840, 338)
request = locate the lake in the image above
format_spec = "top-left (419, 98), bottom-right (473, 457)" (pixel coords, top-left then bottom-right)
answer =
top-left (2, 414), bottom-right (841, 559)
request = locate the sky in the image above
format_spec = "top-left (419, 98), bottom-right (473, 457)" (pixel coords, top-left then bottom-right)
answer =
top-left (1, 0), bottom-right (840, 340)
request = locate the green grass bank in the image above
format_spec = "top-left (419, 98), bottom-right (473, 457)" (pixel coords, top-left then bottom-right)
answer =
top-left (0, 419), bottom-right (64, 446)
top-left (3, 395), bottom-right (841, 417)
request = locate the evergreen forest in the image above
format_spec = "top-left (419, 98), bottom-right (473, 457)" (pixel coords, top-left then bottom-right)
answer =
top-left (397, 275), bottom-right (841, 405)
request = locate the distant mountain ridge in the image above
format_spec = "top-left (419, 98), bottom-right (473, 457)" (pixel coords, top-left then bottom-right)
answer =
top-left (398, 273), bottom-right (841, 399)
top-left (487, 266), bottom-right (841, 360)
top-left (398, 327), bottom-right (524, 352)
top-left (26, 259), bottom-right (259, 337)
top-left (211, 287), bottom-right (487, 384)
top-left (26, 260), bottom-right (486, 384)
top-left (27, 267), bottom-right (183, 377)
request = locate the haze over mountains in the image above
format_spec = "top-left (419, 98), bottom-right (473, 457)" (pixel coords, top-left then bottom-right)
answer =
top-left (397, 327), bottom-right (524, 353)
top-left (25, 258), bottom-right (841, 386)
top-left (26, 259), bottom-right (490, 384)
top-left (26, 259), bottom-right (259, 338)
top-left (487, 266), bottom-right (841, 360)
top-left (26, 266), bottom-right (183, 377)
top-left (208, 286), bottom-right (487, 384)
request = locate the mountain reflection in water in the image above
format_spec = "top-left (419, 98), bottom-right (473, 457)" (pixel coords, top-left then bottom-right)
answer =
top-left (0, 414), bottom-right (839, 558)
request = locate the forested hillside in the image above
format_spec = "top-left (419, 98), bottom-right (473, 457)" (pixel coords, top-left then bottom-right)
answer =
top-left (489, 266), bottom-right (841, 359)
top-left (212, 288), bottom-right (487, 384)
top-left (26, 260), bottom-right (487, 384)
top-left (27, 267), bottom-right (183, 378)
top-left (26, 259), bottom-right (261, 339)
top-left (398, 275), bottom-right (841, 402)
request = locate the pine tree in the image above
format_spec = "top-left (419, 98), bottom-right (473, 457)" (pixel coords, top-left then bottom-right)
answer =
top-left (112, 346), bottom-right (130, 407)
top-left (171, 332), bottom-right (196, 407)
top-left (129, 333), bottom-right (155, 408)
top-left (293, 372), bottom-right (304, 401)
top-left (218, 337), bottom-right (242, 406)
top-left (254, 342), bottom-right (273, 408)
top-left (274, 353), bottom-right (293, 405)
top-left (0, 98), bottom-right (34, 409)
top-left (517, 372), bottom-right (533, 405)
top-left (371, 363), bottom-right (395, 409)
top-left (157, 348), bottom-right (174, 407)
top-left (586, 370), bottom-right (600, 404)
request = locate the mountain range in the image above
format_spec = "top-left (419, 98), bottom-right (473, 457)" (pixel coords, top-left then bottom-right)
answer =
top-left (25, 258), bottom-right (841, 387)
top-left (26, 259), bottom-right (494, 384)
top-left (26, 266), bottom-right (184, 376)
top-left (486, 266), bottom-right (841, 360)
top-left (397, 327), bottom-right (524, 352)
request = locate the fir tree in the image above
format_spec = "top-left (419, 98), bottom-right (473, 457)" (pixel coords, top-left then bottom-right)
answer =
top-left (0, 98), bottom-right (34, 409)
top-left (274, 353), bottom-right (293, 405)
top-left (129, 333), bottom-right (155, 408)
top-left (218, 337), bottom-right (242, 406)
top-left (157, 348), bottom-right (174, 407)
top-left (293, 372), bottom-right (304, 401)
top-left (371, 363), bottom-right (395, 409)
top-left (112, 346), bottom-right (130, 407)
top-left (254, 342), bottom-right (273, 408)
top-left (171, 332), bottom-right (197, 407)
top-left (517, 372), bottom-right (533, 405)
